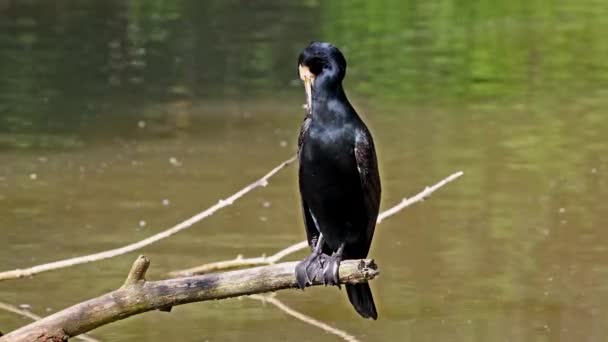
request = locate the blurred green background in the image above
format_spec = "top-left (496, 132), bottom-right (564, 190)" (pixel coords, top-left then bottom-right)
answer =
top-left (1, 0), bottom-right (607, 341)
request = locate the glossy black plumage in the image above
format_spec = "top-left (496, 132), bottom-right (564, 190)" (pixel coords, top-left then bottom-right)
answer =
top-left (295, 42), bottom-right (381, 320)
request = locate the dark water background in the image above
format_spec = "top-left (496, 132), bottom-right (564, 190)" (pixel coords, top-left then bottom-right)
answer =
top-left (1, 0), bottom-right (608, 341)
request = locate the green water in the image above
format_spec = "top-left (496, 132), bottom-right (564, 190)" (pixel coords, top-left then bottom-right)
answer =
top-left (1, 1), bottom-right (608, 341)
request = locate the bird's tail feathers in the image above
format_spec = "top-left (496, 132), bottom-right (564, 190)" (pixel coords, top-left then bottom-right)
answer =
top-left (346, 283), bottom-right (377, 320)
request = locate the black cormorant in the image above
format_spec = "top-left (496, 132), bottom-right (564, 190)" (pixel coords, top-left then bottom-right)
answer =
top-left (295, 42), bottom-right (381, 320)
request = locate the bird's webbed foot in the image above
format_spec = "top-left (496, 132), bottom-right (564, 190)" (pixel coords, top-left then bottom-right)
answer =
top-left (295, 234), bottom-right (326, 289)
top-left (322, 243), bottom-right (345, 288)
top-left (295, 252), bottom-right (325, 289)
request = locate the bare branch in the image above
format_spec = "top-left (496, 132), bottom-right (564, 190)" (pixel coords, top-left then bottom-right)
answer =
top-left (0, 256), bottom-right (378, 341)
top-left (171, 171), bottom-right (464, 277)
top-left (168, 241), bottom-right (310, 277)
top-left (0, 302), bottom-right (100, 342)
top-left (377, 171), bottom-right (464, 223)
top-left (121, 255), bottom-right (150, 287)
top-left (249, 294), bottom-right (360, 342)
top-left (0, 302), bottom-right (41, 322)
top-left (0, 156), bottom-right (297, 282)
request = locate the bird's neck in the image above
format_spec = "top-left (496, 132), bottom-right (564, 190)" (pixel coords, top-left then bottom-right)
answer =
top-left (312, 81), bottom-right (345, 102)
top-left (311, 81), bottom-right (353, 122)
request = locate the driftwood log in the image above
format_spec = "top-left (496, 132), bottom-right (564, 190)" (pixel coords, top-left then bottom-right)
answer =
top-left (0, 256), bottom-right (379, 342)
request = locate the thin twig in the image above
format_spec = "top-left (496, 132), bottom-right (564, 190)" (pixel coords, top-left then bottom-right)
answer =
top-left (377, 171), bottom-right (464, 223)
top-left (171, 170), bottom-right (464, 276)
top-left (169, 241), bottom-right (310, 277)
top-left (249, 294), bottom-right (360, 342)
top-left (0, 156), bottom-right (297, 282)
top-left (0, 256), bottom-right (378, 341)
top-left (0, 302), bottom-right (40, 322)
top-left (0, 302), bottom-right (100, 342)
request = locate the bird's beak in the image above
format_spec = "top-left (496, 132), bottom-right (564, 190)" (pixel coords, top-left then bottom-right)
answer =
top-left (299, 64), bottom-right (315, 114)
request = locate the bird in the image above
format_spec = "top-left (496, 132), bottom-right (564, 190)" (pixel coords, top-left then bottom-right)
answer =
top-left (294, 42), bottom-right (381, 320)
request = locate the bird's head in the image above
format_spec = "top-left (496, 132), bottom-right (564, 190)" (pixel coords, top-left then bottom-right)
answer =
top-left (298, 42), bottom-right (347, 113)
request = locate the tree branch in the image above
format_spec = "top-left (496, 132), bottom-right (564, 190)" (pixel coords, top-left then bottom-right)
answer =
top-left (0, 302), bottom-right (100, 342)
top-left (170, 170), bottom-right (464, 277)
top-left (377, 170), bottom-right (464, 223)
top-left (121, 255), bottom-right (150, 287)
top-left (0, 156), bottom-right (297, 282)
top-left (248, 294), bottom-right (360, 342)
top-left (0, 256), bottom-right (378, 341)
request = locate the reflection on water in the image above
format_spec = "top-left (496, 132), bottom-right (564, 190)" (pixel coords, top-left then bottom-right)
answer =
top-left (1, 0), bottom-right (608, 341)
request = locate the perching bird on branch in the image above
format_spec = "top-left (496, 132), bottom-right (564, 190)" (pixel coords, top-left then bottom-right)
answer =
top-left (295, 42), bottom-right (381, 319)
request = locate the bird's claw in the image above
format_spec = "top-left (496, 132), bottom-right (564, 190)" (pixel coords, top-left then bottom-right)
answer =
top-left (295, 252), bottom-right (325, 289)
top-left (295, 261), bottom-right (312, 289)
top-left (322, 254), bottom-right (341, 288)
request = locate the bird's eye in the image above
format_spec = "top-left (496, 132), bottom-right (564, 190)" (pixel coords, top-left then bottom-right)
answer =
top-left (307, 57), bottom-right (325, 75)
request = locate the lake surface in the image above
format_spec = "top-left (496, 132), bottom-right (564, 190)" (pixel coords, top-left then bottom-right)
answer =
top-left (1, 1), bottom-right (608, 341)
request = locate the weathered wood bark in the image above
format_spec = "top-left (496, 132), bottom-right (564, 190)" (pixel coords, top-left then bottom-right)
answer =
top-left (0, 256), bottom-right (379, 342)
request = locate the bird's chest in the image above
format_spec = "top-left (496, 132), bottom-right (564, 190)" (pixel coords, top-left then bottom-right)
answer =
top-left (299, 124), bottom-right (361, 201)
top-left (300, 124), bottom-right (355, 169)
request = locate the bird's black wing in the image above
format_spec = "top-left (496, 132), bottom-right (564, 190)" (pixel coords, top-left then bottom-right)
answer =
top-left (352, 129), bottom-right (381, 257)
top-left (297, 114), bottom-right (318, 248)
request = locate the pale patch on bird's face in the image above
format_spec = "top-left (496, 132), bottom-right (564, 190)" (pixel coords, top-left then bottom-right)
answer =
top-left (299, 64), bottom-right (315, 114)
